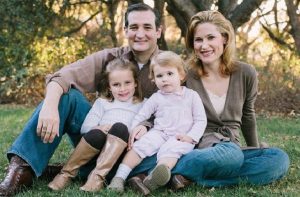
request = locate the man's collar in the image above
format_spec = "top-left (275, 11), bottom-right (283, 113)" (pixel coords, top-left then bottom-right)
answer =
top-left (125, 46), bottom-right (160, 66)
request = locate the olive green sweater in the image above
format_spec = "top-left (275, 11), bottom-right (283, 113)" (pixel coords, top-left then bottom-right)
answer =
top-left (186, 61), bottom-right (259, 148)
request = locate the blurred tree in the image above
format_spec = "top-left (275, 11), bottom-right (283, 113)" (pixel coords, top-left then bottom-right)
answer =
top-left (164, 0), bottom-right (264, 36)
top-left (284, 0), bottom-right (300, 55)
top-left (259, 0), bottom-right (300, 55)
top-left (0, 0), bottom-right (299, 107)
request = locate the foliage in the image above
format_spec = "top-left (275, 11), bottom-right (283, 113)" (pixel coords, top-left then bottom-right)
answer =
top-left (0, 36), bottom-right (101, 104)
top-left (0, 105), bottom-right (299, 196)
top-left (237, 25), bottom-right (300, 115)
top-left (0, 0), bottom-right (113, 104)
top-left (0, 0), bottom-right (299, 116)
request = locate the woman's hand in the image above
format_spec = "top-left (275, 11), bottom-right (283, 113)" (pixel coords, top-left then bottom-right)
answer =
top-left (128, 125), bottom-right (147, 150)
top-left (176, 134), bottom-right (195, 144)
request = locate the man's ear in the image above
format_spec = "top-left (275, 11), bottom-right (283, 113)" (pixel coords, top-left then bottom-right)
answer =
top-left (156, 25), bottom-right (162, 39)
top-left (124, 26), bottom-right (128, 37)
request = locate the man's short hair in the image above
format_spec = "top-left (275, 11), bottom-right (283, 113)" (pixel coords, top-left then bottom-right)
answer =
top-left (124, 3), bottom-right (161, 28)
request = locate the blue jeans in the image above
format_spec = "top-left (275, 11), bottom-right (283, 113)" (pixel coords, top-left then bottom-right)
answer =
top-left (7, 89), bottom-right (91, 177)
top-left (130, 142), bottom-right (290, 186)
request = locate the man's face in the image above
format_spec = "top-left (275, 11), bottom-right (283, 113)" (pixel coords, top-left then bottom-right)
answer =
top-left (125, 10), bottom-right (162, 55)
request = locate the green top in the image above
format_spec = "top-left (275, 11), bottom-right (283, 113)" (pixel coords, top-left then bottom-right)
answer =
top-left (186, 61), bottom-right (259, 148)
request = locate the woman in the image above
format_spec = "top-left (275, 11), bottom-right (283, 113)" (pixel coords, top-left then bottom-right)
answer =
top-left (128, 10), bottom-right (289, 193)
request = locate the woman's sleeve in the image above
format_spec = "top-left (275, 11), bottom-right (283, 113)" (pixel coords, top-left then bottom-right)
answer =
top-left (186, 91), bottom-right (207, 142)
top-left (241, 65), bottom-right (259, 147)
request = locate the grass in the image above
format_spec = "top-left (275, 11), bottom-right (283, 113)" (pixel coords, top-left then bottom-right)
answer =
top-left (0, 104), bottom-right (299, 197)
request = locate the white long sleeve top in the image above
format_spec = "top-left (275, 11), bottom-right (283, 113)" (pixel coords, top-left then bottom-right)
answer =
top-left (131, 87), bottom-right (207, 142)
top-left (81, 98), bottom-right (144, 134)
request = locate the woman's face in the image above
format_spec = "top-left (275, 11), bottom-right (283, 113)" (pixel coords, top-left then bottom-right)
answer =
top-left (193, 22), bottom-right (226, 67)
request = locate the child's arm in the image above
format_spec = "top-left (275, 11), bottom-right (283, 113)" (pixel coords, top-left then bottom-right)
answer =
top-left (128, 125), bottom-right (147, 150)
top-left (186, 91), bottom-right (207, 142)
top-left (130, 95), bottom-right (157, 129)
top-left (80, 98), bottom-right (105, 134)
top-left (128, 95), bottom-right (158, 149)
top-left (176, 134), bottom-right (195, 144)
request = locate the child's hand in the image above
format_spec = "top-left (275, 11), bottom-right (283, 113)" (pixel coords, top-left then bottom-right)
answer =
top-left (176, 134), bottom-right (195, 144)
top-left (128, 125), bottom-right (147, 150)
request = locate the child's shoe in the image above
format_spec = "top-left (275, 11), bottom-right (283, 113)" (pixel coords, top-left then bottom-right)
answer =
top-left (143, 164), bottom-right (171, 191)
top-left (107, 177), bottom-right (125, 192)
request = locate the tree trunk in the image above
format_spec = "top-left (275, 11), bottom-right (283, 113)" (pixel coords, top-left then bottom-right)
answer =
top-left (165, 0), bottom-right (198, 37)
top-left (165, 0), bottom-right (264, 36)
top-left (107, 0), bottom-right (119, 47)
top-left (154, 0), bottom-right (168, 50)
top-left (285, 0), bottom-right (300, 55)
top-left (228, 0), bottom-right (264, 30)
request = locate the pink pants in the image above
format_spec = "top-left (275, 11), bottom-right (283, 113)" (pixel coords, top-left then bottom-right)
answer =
top-left (132, 129), bottom-right (195, 161)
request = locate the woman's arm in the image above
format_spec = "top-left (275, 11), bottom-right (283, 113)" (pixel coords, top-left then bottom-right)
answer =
top-left (241, 65), bottom-right (259, 147)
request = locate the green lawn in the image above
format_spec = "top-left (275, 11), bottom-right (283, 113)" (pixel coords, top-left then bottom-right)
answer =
top-left (0, 105), bottom-right (299, 197)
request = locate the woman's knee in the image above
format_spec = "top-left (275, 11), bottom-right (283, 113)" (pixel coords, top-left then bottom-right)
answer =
top-left (212, 142), bottom-right (244, 168)
top-left (108, 122), bottom-right (129, 142)
top-left (266, 147), bottom-right (290, 178)
top-left (83, 129), bottom-right (107, 150)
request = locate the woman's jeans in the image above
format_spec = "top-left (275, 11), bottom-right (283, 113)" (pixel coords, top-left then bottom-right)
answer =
top-left (130, 142), bottom-right (290, 186)
top-left (7, 89), bottom-right (290, 186)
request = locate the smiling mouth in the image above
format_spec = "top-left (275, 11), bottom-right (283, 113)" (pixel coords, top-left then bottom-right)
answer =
top-left (135, 40), bottom-right (147, 43)
top-left (201, 51), bottom-right (213, 56)
top-left (119, 93), bottom-right (129, 97)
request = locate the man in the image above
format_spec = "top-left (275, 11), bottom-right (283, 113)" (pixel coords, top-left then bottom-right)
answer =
top-left (0, 3), bottom-right (162, 196)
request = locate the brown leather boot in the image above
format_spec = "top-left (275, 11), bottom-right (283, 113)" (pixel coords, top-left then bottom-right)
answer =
top-left (169, 174), bottom-right (192, 190)
top-left (0, 156), bottom-right (34, 196)
top-left (40, 163), bottom-right (64, 181)
top-left (127, 174), bottom-right (150, 196)
top-left (80, 134), bottom-right (127, 192)
top-left (48, 138), bottom-right (99, 191)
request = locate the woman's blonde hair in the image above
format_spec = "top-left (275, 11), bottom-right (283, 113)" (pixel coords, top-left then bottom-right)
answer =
top-left (186, 10), bottom-right (236, 76)
top-left (149, 51), bottom-right (186, 81)
top-left (98, 58), bottom-right (142, 103)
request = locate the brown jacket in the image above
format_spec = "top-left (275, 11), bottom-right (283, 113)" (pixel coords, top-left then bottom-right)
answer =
top-left (186, 61), bottom-right (259, 148)
top-left (45, 46), bottom-right (159, 98)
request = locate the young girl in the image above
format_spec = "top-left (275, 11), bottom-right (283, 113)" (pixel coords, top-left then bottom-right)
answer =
top-left (108, 51), bottom-right (207, 192)
top-left (48, 58), bottom-right (144, 192)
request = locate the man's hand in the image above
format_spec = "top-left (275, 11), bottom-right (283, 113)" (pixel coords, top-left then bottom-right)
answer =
top-left (176, 134), bottom-right (195, 144)
top-left (37, 104), bottom-right (60, 143)
top-left (36, 82), bottom-right (63, 143)
top-left (128, 125), bottom-right (147, 150)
